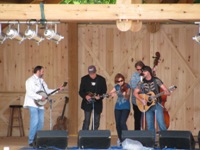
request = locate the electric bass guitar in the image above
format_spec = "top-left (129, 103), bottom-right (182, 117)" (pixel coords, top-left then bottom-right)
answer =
top-left (136, 85), bottom-right (177, 112)
top-left (34, 82), bottom-right (67, 106)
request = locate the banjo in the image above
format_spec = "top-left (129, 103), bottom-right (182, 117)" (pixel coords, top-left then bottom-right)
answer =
top-left (34, 82), bottom-right (67, 106)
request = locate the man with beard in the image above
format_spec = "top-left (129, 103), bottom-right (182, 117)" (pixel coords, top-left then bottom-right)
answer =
top-left (24, 65), bottom-right (63, 147)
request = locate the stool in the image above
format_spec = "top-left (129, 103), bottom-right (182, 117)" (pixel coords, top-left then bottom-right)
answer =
top-left (7, 105), bottom-right (25, 136)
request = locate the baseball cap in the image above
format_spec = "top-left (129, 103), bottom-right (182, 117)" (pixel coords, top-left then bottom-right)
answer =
top-left (88, 65), bottom-right (96, 74)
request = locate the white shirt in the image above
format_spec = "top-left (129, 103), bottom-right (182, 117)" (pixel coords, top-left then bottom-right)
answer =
top-left (23, 74), bottom-right (55, 109)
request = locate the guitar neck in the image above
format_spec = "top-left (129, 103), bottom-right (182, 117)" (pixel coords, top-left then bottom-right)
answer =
top-left (61, 103), bottom-right (67, 119)
top-left (61, 97), bottom-right (69, 119)
top-left (152, 86), bottom-right (175, 99)
top-left (47, 88), bottom-right (60, 96)
top-left (47, 82), bottom-right (67, 96)
top-left (152, 91), bottom-right (165, 99)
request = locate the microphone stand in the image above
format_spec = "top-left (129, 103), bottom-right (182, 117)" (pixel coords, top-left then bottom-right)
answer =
top-left (92, 100), bottom-right (95, 130)
top-left (40, 81), bottom-right (53, 130)
top-left (88, 98), bottom-right (96, 130)
top-left (49, 98), bottom-right (53, 130)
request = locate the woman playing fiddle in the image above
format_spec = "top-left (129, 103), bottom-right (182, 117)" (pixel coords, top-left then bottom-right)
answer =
top-left (109, 73), bottom-right (131, 145)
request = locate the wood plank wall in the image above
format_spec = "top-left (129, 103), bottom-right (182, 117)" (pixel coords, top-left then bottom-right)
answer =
top-left (0, 23), bottom-right (200, 137)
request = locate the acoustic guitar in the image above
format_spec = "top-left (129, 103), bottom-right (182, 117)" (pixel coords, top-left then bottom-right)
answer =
top-left (53, 96), bottom-right (69, 130)
top-left (136, 85), bottom-right (177, 112)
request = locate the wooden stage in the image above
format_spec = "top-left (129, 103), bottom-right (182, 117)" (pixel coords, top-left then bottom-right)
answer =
top-left (0, 135), bottom-right (199, 150)
top-left (0, 135), bottom-right (119, 150)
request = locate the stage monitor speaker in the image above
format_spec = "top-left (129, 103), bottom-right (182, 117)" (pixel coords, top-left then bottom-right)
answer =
top-left (78, 130), bottom-right (111, 149)
top-left (34, 130), bottom-right (68, 149)
top-left (198, 131), bottom-right (200, 148)
top-left (121, 130), bottom-right (155, 147)
top-left (159, 130), bottom-right (195, 149)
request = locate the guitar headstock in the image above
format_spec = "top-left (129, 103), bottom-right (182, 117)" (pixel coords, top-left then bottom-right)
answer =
top-left (63, 82), bottom-right (68, 87)
top-left (65, 96), bottom-right (69, 104)
top-left (169, 85), bottom-right (177, 92)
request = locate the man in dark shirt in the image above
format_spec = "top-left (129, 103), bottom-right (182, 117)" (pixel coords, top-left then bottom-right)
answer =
top-left (79, 65), bottom-right (107, 130)
top-left (134, 66), bottom-right (171, 133)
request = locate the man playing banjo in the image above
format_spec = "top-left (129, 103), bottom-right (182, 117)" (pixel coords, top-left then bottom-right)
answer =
top-left (23, 65), bottom-right (63, 147)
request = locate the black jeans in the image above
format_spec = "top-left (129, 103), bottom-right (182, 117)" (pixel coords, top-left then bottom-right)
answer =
top-left (82, 110), bottom-right (101, 130)
top-left (115, 109), bottom-right (130, 142)
top-left (132, 104), bottom-right (142, 130)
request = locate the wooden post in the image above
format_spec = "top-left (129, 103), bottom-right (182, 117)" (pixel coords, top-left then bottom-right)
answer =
top-left (68, 22), bottom-right (78, 135)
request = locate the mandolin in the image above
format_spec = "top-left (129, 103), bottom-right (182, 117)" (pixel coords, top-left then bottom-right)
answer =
top-left (53, 96), bottom-right (69, 130)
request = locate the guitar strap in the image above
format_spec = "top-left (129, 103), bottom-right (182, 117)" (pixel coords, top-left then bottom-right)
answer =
top-left (153, 77), bottom-right (162, 103)
top-left (40, 79), bottom-right (48, 95)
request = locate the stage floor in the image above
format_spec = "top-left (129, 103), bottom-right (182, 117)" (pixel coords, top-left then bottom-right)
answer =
top-left (0, 135), bottom-right (119, 150)
top-left (0, 135), bottom-right (199, 150)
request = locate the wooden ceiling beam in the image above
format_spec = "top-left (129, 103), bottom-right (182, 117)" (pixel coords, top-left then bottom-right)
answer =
top-left (0, 0), bottom-right (60, 4)
top-left (0, 4), bottom-right (199, 22)
top-left (43, 0), bottom-right (62, 3)
top-left (0, 0), bottom-right (19, 3)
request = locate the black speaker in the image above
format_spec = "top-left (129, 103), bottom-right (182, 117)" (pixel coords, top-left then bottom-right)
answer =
top-left (198, 131), bottom-right (200, 148)
top-left (34, 130), bottom-right (68, 149)
top-left (121, 130), bottom-right (155, 147)
top-left (78, 130), bottom-right (111, 149)
top-left (159, 130), bottom-right (195, 149)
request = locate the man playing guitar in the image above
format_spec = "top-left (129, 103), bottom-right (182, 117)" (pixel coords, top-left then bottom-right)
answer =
top-left (23, 65), bottom-right (64, 147)
top-left (133, 65), bottom-right (171, 134)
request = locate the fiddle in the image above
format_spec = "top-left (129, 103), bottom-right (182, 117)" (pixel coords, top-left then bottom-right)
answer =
top-left (120, 83), bottom-right (129, 93)
top-left (120, 83), bottom-right (131, 100)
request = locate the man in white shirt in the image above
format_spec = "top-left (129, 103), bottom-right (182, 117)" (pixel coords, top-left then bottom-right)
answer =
top-left (24, 65), bottom-right (62, 147)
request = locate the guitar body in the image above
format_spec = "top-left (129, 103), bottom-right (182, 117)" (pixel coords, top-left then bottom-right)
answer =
top-left (137, 85), bottom-right (177, 112)
top-left (136, 91), bottom-right (156, 112)
top-left (53, 96), bottom-right (69, 130)
top-left (53, 116), bottom-right (67, 130)
top-left (34, 91), bottom-right (48, 106)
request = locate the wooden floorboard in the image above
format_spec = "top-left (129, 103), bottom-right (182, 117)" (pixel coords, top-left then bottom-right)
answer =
top-left (0, 135), bottom-right (119, 149)
top-left (0, 135), bottom-right (199, 149)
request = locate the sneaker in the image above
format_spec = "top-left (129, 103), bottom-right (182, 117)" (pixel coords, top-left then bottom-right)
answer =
top-left (117, 138), bottom-right (121, 146)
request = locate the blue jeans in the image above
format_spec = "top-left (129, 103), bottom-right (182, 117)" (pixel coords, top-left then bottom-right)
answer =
top-left (28, 106), bottom-right (44, 144)
top-left (146, 103), bottom-right (166, 133)
top-left (82, 110), bottom-right (101, 130)
top-left (115, 109), bottom-right (130, 142)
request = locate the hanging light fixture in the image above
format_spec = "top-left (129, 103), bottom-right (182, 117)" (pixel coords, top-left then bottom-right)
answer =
top-left (0, 24), bottom-right (7, 44)
top-left (6, 23), bottom-right (25, 44)
top-left (44, 24), bottom-right (64, 44)
top-left (24, 23), bottom-right (44, 45)
top-left (0, 20), bottom-right (63, 45)
top-left (192, 22), bottom-right (200, 44)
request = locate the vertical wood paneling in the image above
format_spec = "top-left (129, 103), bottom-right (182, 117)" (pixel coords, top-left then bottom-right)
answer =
top-left (0, 23), bottom-right (200, 137)
top-left (78, 24), bottom-right (200, 136)
top-left (0, 23), bottom-right (68, 136)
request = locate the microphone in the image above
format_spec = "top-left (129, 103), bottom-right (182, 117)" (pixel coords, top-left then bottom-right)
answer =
top-left (140, 75), bottom-right (144, 83)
